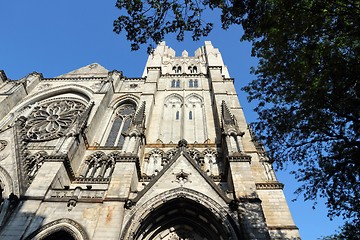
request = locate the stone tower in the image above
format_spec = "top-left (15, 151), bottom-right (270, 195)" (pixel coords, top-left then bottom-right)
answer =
top-left (0, 42), bottom-right (300, 239)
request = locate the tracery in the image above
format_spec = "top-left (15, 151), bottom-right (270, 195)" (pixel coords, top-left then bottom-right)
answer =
top-left (25, 99), bottom-right (86, 141)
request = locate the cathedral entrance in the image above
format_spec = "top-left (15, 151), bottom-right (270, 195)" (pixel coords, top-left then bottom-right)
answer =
top-left (132, 198), bottom-right (231, 240)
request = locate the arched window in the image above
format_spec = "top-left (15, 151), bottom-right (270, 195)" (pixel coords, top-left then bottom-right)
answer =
top-left (176, 80), bottom-right (180, 88)
top-left (194, 79), bottom-right (198, 88)
top-left (189, 79), bottom-right (193, 88)
top-left (160, 94), bottom-right (183, 143)
top-left (171, 79), bottom-right (176, 88)
top-left (105, 103), bottom-right (136, 147)
top-left (184, 94), bottom-right (206, 143)
top-left (173, 66), bottom-right (182, 73)
top-left (80, 151), bottom-right (115, 179)
top-left (188, 66), bottom-right (198, 73)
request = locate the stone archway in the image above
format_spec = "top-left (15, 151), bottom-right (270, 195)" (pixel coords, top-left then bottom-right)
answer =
top-left (25, 218), bottom-right (89, 240)
top-left (135, 198), bottom-right (228, 240)
top-left (121, 188), bottom-right (241, 240)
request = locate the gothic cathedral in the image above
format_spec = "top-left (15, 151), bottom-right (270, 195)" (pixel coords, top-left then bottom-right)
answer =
top-left (0, 42), bottom-right (300, 239)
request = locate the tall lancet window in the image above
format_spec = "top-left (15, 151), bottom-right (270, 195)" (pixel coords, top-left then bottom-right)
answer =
top-left (194, 79), bottom-right (198, 88)
top-left (105, 103), bottom-right (136, 147)
top-left (184, 94), bottom-right (206, 143)
top-left (189, 79), bottom-right (194, 88)
top-left (160, 94), bottom-right (183, 143)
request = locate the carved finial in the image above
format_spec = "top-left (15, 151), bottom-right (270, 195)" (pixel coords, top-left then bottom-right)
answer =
top-left (125, 199), bottom-right (134, 209)
top-left (178, 139), bottom-right (188, 149)
top-left (29, 71), bottom-right (43, 78)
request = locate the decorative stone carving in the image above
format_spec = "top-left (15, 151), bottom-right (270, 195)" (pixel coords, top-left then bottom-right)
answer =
top-left (143, 149), bottom-right (164, 177)
top-left (78, 151), bottom-right (115, 182)
top-left (255, 182), bottom-right (284, 190)
top-left (0, 140), bottom-right (9, 162)
top-left (186, 149), bottom-right (200, 163)
top-left (166, 149), bottom-right (177, 160)
top-left (203, 149), bottom-right (219, 176)
top-left (0, 140), bottom-right (8, 152)
top-left (38, 83), bottom-right (52, 90)
top-left (177, 139), bottom-right (188, 148)
top-left (25, 100), bottom-right (86, 141)
top-left (49, 189), bottom-right (105, 200)
top-left (90, 82), bottom-right (102, 91)
top-left (173, 169), bottom-right (191, 186)
top-left (24, 151), bottom-right (47, 185)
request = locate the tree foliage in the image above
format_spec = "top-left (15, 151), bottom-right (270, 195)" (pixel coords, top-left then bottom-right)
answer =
top-left (114, 0), bottom-right (360, 237)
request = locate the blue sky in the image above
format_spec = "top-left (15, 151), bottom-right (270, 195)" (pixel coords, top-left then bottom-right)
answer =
top-left (0, 1), bottom-right (344, 239)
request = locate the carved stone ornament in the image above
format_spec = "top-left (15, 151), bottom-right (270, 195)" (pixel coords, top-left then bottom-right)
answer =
top-left (38, 83), bottom-right (52, 90)
top-left (173, 169), bottom-right (191, 186)
top-left (25, 100), bottom-right (86, 141)
top-left (177, 139), bottom-right (188, 148)
top-left (0, 140), bottom-right (8, 151)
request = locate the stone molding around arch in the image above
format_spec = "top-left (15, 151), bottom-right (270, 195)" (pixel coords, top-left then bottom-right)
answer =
top-left (121, 187), bottom-right (240, 240)
top-left (109, 94), bottom-right (140, 110)
top-left (0, 165), bottom-right (15, 196)
top-left (164, 93), bottom-right (183, 105)
top-left (13, 84), bottom-right (93, 114)
top-left (24, 218), bottom-right (89, 240)
top-left (0, 86), bottom-right (93, 130)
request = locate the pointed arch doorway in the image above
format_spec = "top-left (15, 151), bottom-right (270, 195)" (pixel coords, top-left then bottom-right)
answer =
top-left (127, 197), bottom-right (238, 240)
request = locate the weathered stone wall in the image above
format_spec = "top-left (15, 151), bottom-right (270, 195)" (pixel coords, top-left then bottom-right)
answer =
top-left (0, 42), bottom-right (300, 239)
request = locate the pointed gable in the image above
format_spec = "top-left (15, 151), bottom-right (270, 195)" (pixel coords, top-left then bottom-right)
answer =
top-left (56, 63), bottom-right (109, 78)
top-left (131, 140), bottom-right (231, 207)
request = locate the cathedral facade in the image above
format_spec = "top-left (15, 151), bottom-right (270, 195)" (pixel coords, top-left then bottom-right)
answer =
top-left (0, 42), bottom-right (300, 239)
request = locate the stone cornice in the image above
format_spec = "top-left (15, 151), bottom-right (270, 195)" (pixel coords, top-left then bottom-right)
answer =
top-left (123, 77), bottom-right (145, 81)
top-left (144, 143), bottom-right (217, 148)
top-left (42, 76), bottom-right (107, 81)
top-left (207, 66), bottom-right (222, 70)
top-left (73, 178), bottom-right (110, 184)
top-left (255, 182), bottom-right (284, 190)
top-left (48, 189), bottom-right (106, 201)
top-left (146, 66), bottom-right (161, 71)
top-left (223, 77), bottom-right (234, 82)
top-left (267, 225), bottom-right (299, 230)
top-left (227, 154), bottom-right (252, 162)
top-left (161, 73), bottom-right (207, 78)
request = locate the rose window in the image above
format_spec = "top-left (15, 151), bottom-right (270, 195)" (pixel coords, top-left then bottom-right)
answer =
top-left (25, 100), bottom-right (86, 141)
